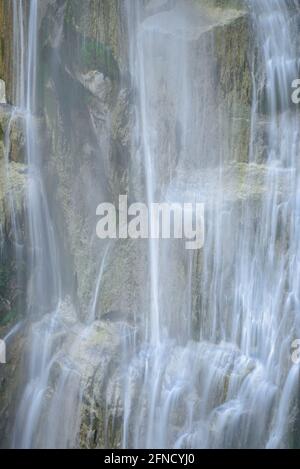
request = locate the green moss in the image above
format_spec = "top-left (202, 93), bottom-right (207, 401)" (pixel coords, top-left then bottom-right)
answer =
top-left (0, 122), bottom-right (4, 142)
top-left (80, 38), bottom-right (120, 81)
top-left (0, 305), bottom-right (18, 327)
top-left (64, 0), bottom-right (83, 27)
top-left (197, 0), bottom-right (245, 9)
top-left (0, 263), bottom-right (11, 293)
top-left (0, 0), bottom-right (13, 102)
top-left (0, 261), bottom-right (20, 327)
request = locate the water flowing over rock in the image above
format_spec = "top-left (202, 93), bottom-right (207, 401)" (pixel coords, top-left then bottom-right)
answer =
top-left (0, 0), bottom-right (299, 449)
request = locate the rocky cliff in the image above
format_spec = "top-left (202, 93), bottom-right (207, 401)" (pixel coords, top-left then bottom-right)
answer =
top-left (0, 0), bottom-right (28, 445)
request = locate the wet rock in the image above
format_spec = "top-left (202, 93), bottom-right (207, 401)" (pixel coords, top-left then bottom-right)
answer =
top-left (0, 324), bottom-right (26, 448)
top-left (0, 79), bottom-right (6, 104)
top-left (8, 115), bottom-right (26, 163)
top-left (0, 105), bottom-right (27, 336)
top-left (0, 159), bottom-right (27, 225)
top-left (0, 106), bottom-right (26, 163)
top-left (28, 305), bottom-right (128, 448)
top-left (0, 0), bottom-right (13, 102)
top-left (78, 71), bottom-right (112, 101)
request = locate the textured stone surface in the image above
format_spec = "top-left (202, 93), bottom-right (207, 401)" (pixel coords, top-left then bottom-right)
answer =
top-left (0, 102), bottom-right (27, 441)
top-left (0, 0), bottom-right (13, 103)
top-left (39, 0), bottom-right (132, 316)
top-left (0, 324), bottom-right (26, 448)
top-left (0, 106), bottom-right (27, 227)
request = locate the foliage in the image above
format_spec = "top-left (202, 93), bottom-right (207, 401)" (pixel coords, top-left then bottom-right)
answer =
top-left (80, 39), bottom-right (119, 81)
top-left (0, 263), bottom-right (11, 295)
top-left (0, 305), bottom-right (18, 327)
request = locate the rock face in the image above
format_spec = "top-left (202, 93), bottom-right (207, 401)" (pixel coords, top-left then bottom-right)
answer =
top-left (0, 79), bottom-right (6, 103)
top-left (0, 104), bottom-right (27, 448)
top-left (192, 0), bottom-right (253, 166)
top-left (37, 0), bottom-right (133, 317)
top-left (0, 323), bottom-right (25, 448)
top-left (0, 0), bottom-right (27, 332)
top-left (0, 0), bottom-right (13, 102)
top-left (36, 0), bottom-right (254, 321)
top-left (0, 105), bottom-right (27, 328)
top-left (0, 0), bottom-right (28, 436)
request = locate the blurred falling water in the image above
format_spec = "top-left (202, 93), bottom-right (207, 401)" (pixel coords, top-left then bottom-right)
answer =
top-left (248, 0), bottom-right (300, 447)
top-left (11, 0), bottom-right (65, 448)
top-left (6, 0), bottom-right (300, 449)
top-left (120, 0), bottom-right (300, 448)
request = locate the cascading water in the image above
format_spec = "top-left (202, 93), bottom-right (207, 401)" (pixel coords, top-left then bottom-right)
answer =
top-left (247, 0), bottom-right (300, 447)
top-left (120, 0), bottom-right (300, 449)
top-left (11, 0), bottom-right (65, 448)
top-left (2, 0), bottom-right (300, 449)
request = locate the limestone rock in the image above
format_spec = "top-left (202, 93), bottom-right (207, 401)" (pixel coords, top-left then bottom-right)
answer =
top-left (0, 105), bottom-right (26, 163)
top-left (0, 79), bottom-right (6, 104)
top-left (0, 0), bottom-right (13, 102)
top-left (0, 323), bottom-right (26, 448)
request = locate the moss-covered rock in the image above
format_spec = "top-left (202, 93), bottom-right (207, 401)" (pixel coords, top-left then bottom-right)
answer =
top-left (64, 0), bottom-right (125, 71)
top-left (0, 108), bottom-right (26, 163)
top-left (210, 3), bottom-right (252, 164)
top-left (38, 0), bottom-right (132, 316)
top-left (0, 324), bottom-right (26, 448)
top-left (0, 0), bottom-right (13, 102)
top-left (0, 104), bottom-right (27, 336)
top-left (0, 0), bottom-right (13, 103)
top-left (198, 0), bottom-right (245, 9)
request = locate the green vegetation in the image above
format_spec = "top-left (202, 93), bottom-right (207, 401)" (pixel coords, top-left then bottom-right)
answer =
top-left (0, 263), bottom-right (11, 293)
top-left (0, 305), bottom-right (18, 327)
top-left (80, 38), bottom-right (119, 81)
top-left (0, 262), bottom-right (13, 326)
top-left (0, 259), bottom-right (24, 327)
top-left (196, 0), bottom-right (245, 9)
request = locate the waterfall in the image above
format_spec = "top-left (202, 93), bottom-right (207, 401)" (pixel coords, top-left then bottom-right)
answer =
top-left (3, 0), bottom-right (300, 449)
top-left (121, 0), bottom-right (300, 448)
top-left (248, 0), bottom-right (300, 447)
top-left (11, 0), bottom-right (65, 448)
